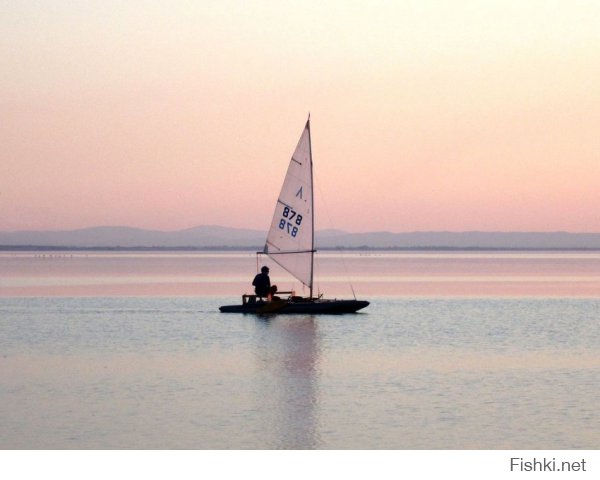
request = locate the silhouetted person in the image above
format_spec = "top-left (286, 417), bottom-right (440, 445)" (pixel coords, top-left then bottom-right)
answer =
top-left (252, 266), bottom-right (270, 298)
top-left (268, 284), bottom-right (280, 301)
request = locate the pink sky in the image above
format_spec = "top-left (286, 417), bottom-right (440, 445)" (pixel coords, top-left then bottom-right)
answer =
top-left (2, 1), bottom-right (600, 233)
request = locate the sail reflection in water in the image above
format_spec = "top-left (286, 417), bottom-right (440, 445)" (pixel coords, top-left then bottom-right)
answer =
top-left (254, 315), bottom-right (320, 449)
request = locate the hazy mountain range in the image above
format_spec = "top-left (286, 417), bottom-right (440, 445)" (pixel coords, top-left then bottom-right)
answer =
top-left (2, 225), bottom-right (600, 249)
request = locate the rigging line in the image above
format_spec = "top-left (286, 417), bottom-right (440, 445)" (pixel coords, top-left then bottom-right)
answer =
top-left (314, 171), bottom-right (357, 300)
top-left (267, 250), bottom-right (317, 255)
top-left (264, 241), bottom-right (316, 254)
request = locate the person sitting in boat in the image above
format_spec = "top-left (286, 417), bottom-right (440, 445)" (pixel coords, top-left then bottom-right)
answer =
top-left (252, 266), bottom-right (270, 298)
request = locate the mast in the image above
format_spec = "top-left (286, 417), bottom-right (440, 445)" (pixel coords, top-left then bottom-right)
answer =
top-left (307, 113), bottom-right (315, 299)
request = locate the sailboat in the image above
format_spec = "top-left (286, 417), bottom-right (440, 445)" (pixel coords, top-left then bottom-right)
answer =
top-left (219, 116), bottom-right (369, 314)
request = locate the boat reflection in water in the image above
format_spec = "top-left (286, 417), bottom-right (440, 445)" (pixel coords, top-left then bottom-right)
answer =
top-left (254, 315), bottom-right (320, 449)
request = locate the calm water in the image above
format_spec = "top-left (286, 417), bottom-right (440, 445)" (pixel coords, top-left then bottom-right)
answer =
top-left (1, 251), bottom-right (600, 448)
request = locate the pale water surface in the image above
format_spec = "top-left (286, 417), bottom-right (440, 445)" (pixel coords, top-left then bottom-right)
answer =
top-left (1, 251), bottom-right (600, 448)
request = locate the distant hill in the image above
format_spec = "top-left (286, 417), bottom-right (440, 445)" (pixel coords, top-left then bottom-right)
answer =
top-left (0, 225), bottom-right (264, 248)
top-left (2, 225), bottom-right (600, 249)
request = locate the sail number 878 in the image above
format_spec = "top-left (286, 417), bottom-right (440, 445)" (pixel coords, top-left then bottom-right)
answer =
top-left (279, 206), bottom-right (303, 237)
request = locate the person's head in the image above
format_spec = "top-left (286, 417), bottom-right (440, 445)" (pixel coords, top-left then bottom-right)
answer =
top-left (261, 266), bottom-right (269, 274)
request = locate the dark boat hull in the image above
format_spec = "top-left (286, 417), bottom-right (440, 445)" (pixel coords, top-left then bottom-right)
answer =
top-left (219, 299), bottom-right (369, 314)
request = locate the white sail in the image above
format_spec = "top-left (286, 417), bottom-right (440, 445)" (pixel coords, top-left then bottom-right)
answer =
top-left (264, 119), bottom-right (314, 289)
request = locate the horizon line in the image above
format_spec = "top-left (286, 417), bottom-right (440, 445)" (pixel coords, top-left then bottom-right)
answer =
top-left (5, 245), bottom-right (600, 252)
top-left (3, 224), bottom-right (600, 235)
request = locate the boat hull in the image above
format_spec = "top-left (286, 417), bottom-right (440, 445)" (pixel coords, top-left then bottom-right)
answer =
top-left (219, 299), bottom-right (369, 314)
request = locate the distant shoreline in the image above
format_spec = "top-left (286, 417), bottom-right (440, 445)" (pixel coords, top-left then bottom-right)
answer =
top-left (4, 227), bottom-right (600, 250)
top-left (3, 245), bottom-right (600, 252)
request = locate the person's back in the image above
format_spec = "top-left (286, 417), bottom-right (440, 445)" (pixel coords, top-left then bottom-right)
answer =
top-left (252, 266), bottom-right (270, 297)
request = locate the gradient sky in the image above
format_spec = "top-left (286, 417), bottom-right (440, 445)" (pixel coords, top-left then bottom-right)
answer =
top-left (2, 0), bottom-right (600, 233)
